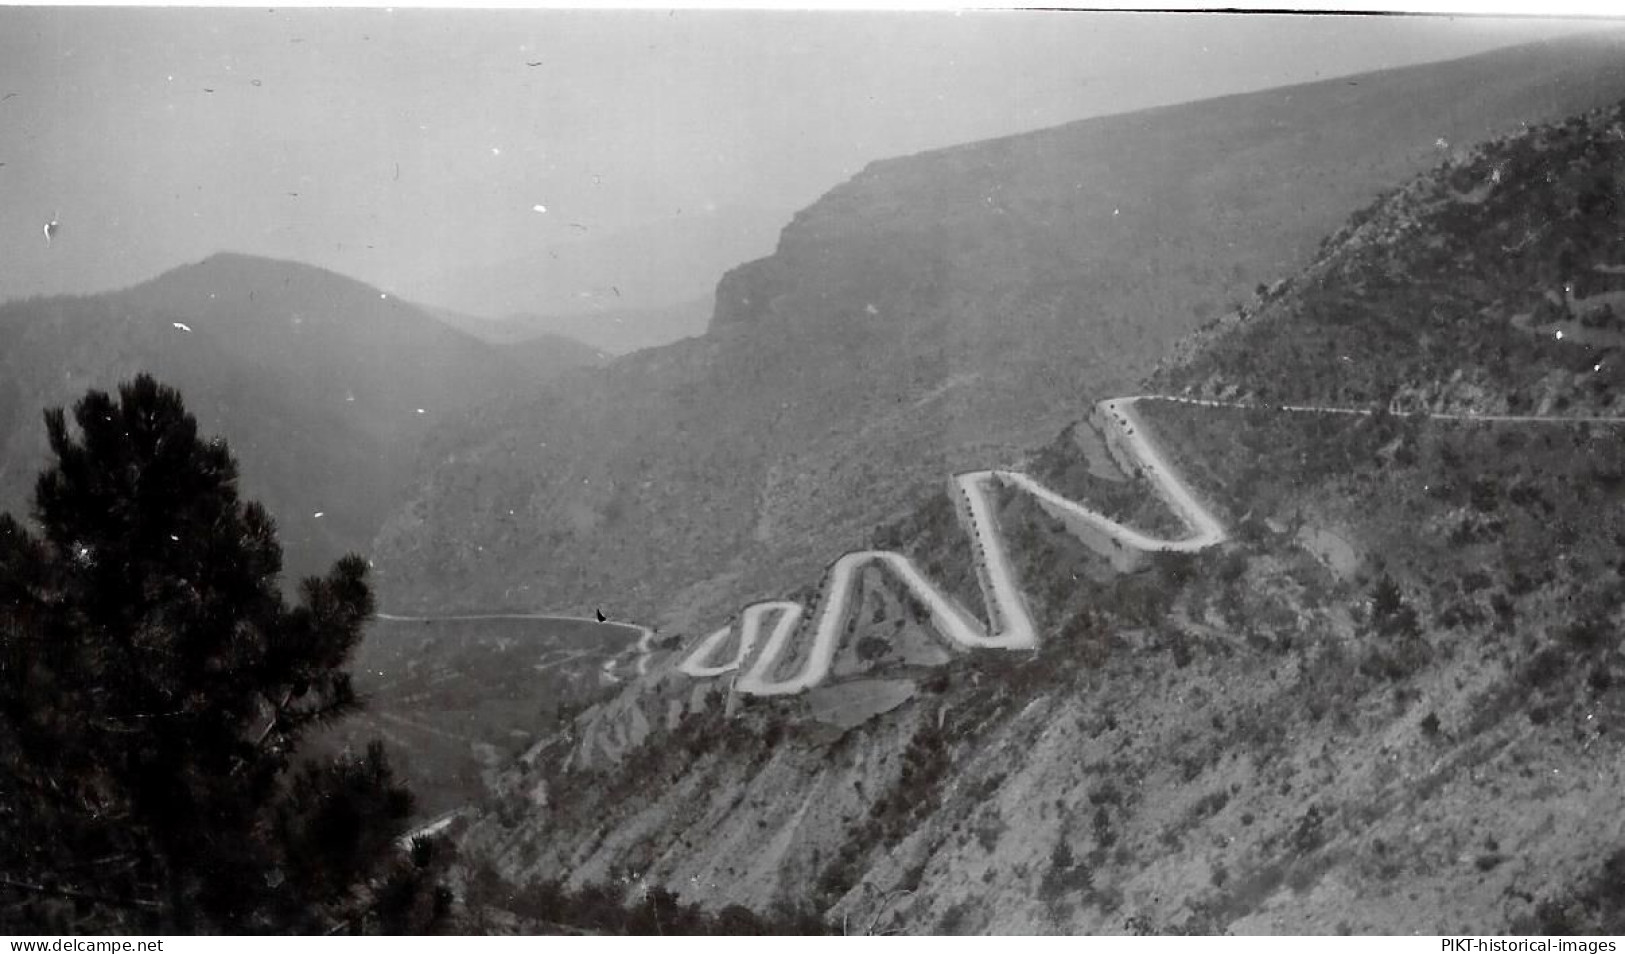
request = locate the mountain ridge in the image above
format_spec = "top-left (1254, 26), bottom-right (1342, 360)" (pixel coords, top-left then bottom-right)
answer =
top-left (375, 33), bottom-right (1625, 630)
top-left (0, 251), bottom-right (596, 581)
top-left (393, 204), bottom-right (791, 328)
top-left (460, 87), bottom-right (1625, 937)
top-left (424, 296), bottom-right (712, 356)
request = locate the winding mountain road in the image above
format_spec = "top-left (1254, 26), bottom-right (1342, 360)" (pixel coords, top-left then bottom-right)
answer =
top-left (680, 395), bottom-right (1229, 695)
top-left (677, 393), bottom-right (1625, 696)
top-left (385, 394), bottom-right (1624, 699)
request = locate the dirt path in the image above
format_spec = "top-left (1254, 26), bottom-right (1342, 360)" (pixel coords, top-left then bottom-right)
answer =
top-left (371, 611), bottom-right (658, 682)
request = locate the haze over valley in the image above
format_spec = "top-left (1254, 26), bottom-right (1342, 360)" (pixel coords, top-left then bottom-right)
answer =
top-left (5, 10), bottom-right (1625, 936)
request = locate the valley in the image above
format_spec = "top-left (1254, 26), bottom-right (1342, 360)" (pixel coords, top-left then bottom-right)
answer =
top-left (373, 34), bottom-right (1625, 640)
top-left (0, 253), bottom-right (602, 583)
top-left (7, 16), bottom-right (1625, 936)
top-left (320, 613), bottom-right (662, 820)
top-left (451, 87), bottom-right (1625, 936)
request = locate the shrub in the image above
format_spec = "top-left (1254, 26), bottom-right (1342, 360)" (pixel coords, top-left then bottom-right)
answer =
top-left (856, 635), bottom-right (893, 662)
top-left (1291, 805), bottom-right (1328, 855)
top-left (1040, 839), bottom-right (1094, 901)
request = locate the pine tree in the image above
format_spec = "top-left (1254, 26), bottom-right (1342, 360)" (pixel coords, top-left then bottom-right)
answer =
top-left (0, 375), bottom-right (447, 933)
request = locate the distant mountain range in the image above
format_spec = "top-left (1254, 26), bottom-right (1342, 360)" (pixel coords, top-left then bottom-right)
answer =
top-left (0, 252), bottom-right (600, 582)
top-left (394, 204), bottom-right (791, 351)
top-left (370, 34), bottom-right (1625, 627)
top-left (424, 295), bottom-right (714, 356)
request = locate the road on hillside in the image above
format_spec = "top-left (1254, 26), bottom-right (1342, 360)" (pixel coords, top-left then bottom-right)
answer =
top-left (691, 395), bottom-right (1233, 695)
top-left (1143, 393), bottom-right (1625, 425)
top-left (372, 611), bottom-right (658, 680)
top-left (682, 601), bottom-right (798, 681)
top-left (678, 394), bottom-right (1625, 696)
top-left (391, 395), bottom-right (1625, 699)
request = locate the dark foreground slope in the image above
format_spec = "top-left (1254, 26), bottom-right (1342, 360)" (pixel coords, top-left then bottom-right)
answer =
top-left (0, 253), bottom-right (592, 580)
top-left (375, 35), bottom-right (1625, 630)
top-left (457, 96), bottom-right (1625, 935)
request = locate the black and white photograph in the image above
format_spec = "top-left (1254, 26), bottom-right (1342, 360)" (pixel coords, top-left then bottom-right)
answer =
top-left (2, 2), bottom-right (1625, 938)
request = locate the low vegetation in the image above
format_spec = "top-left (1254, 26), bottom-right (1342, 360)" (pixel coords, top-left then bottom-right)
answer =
top-left (1025, 421), bottom-right (1187, 537)
top-left (462, 861), bottom-right (833, 935)
top-left (1157, 100), bottom-right (1625, 418)
top-left (871, 488), bottom-right (986, 626)
top-left (323, 616), bottom-right (632, 818)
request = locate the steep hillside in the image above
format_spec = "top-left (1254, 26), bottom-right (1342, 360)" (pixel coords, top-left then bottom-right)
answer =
top-left (317, 615), bottom-right (652, 820)
top-left (456, 93), bottom-right (1625, 934)
top-left (376, 35), bottom-right (1625, 630)
top-left (0, 253), bottom-right (588, 580)
top-left (1153, 98), bottom-right (1625, 416)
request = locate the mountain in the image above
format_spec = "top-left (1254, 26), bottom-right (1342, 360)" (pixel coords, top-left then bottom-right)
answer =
top-left (426, 295), bottom-right (714, 356)
top-left (1150, 94), bottom-right (1625, 418)
top-left (396, 205), bottom-right (790, 331)
top-left (374, 34), bottom-right (1625, 629)
top-left (459, 94), bottom-right (1625, 936)
top-left (494, 332), bottom-right (609, 378)
top-left (0, 252), bottom-right (594, 581)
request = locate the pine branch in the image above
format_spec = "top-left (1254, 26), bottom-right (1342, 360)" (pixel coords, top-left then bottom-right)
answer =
top-left (55, 854), bottom-right (139, 873)
top-left (0, 874), bottom-right (159, 912)
top-left (252, 689), bottom-right (296, 750)
top-left (228, 688), bottom-right (297, 776)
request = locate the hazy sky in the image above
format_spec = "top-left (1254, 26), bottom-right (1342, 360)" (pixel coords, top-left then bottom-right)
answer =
top-left (0, 9), bottom-right (1606, 307)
